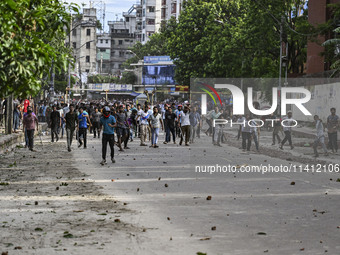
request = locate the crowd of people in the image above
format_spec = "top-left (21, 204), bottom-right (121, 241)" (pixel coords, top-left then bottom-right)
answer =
top-left (1, 97), bottom-right (339, 160)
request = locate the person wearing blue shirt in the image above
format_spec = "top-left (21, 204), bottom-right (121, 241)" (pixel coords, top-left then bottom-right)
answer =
top-left (78, 107), bottom-right (92, 149)
top-left (100, 106), bottom-right (116, 165)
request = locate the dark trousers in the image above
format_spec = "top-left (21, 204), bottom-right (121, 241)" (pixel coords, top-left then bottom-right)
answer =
top-left (51, 125), bottom-right (59, 142)
top-left (242, 132), bottom-right (251, 150)
top-left (206, 119), bottom-right (213, 135)
top-left (102, 133), bottom-right (115, 160)
top-left (27, 129), bottom-right (35, 150)
top-left (281, 131), bottom-right (292, 146)
top-left (180, 125), bottom-right (190, 144)
top-left (166, 126), bottom-right (176, 142)
top-left (328, 132), bottom-right (338, 152)
top-left (78, 128), bottom-right (87, 147)
top-left (93, 121), bottom-right (100, 138)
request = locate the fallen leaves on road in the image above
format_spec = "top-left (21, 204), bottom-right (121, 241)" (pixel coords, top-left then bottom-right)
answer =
top-left (211, 226), bottom-right (216, 231)
top-left (206, 196), bottom-right (212, 200)
top-left (290, 182), bottom-right (295, 185)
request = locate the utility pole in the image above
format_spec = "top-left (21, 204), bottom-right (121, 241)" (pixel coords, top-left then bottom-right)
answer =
top-left (278, 16), bottom-right (284, 116)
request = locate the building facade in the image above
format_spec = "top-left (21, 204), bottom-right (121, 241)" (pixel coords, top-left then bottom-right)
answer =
top-left (306, 0), bottom-right (340, 74)
top-left (96, 33), bottom-right (111, 74)
top-left (70, 8), bottom-right (98, 77)
top-left (108, 12), bottom-right (137, 75)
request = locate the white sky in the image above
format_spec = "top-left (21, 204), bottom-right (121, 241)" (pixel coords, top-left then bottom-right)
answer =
top-left (65, 0), bottom-right (138, 31)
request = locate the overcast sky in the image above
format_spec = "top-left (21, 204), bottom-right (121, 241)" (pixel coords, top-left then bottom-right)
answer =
top-left (66, 0), bottom-right (137, 31)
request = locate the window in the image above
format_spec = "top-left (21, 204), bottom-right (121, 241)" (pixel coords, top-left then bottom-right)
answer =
top-left (143, 8), bottom-right (146, 17)
top-left (119, 64), bottom-right (123, 69)
top-left (111, 28), bottom-right (114, 33)
top-left (100, 48), bottom-right (106, 52)
top-left (126, 17), bottom-right (129, 22)
top-left (72, 29), bottom-right (77, 36)
top-left (86, 56), bottom-right (90, 62)
top-left (100, 39), bottom-right (103, 43)
top-left (105, 39), bottom-right (108, 44)
top-left (112, 40), bottom-right (115, 45)
top-left (147, 19), bottom-right (155, 25)
top-left (119, 51), bottom-right (124, 57)
top-left (171, 3), bottom-right (176, 14)
top-left (85, 69), bottom-right (89, 73)
top-left (72, 42), bottom-right (76, 49)
top-left (102, 64), bottom-right (106, 68)
top-left (86, 29), bottom-right (91, 36)
top-left (148, 6), bottom-right (155, 12)
top-left (142, 34), bottom-right (145, 41)
top-left (162, 0), bottom-right (166, 5)
top-left (86, 42), bottom-right (90, 49)
top-left (119, 40), bottom-right (123, 45)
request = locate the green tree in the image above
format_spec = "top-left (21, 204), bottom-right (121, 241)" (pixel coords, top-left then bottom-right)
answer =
top-left (0, 0), bottom-right (78, 98)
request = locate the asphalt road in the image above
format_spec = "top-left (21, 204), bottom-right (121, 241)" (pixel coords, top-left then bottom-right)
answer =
top-left (73, 131), bottom-right (340, 255)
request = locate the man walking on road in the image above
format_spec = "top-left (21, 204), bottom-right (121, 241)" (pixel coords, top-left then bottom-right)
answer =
top-left (164, 107), bottom-right (176, 144)
top-left (179, 105), bottom-right (191, 146)
top-left (23, 106), bottom-right (39, 152)
top-left (65, 104), bottom-right (78, 152)
top-left (115, 105), bottom-right (129, 151)
top-left (149, 106), bottom-right (163, 148)
top-left (327, 107), bottom-right (339, 154)
top-left (91, 107), bottom-right (102, 139)
top-left (50, 105), bottom-right (60, 142)
top-left (313, 115), bottom-right (328, 157)
top-left (137, 105), bottom-right (150, 146)
top-left (280, 111), bottom-right (294, 150)
top-left (100, 106), bottom-right (116, 165)
top-left (189, 106), bottom-right (201, 144)
top-left (78, 107), bottom-right (91, 149)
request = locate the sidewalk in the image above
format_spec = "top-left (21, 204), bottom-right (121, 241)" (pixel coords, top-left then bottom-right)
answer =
top-left (0, 123), bottom-right (48, 154)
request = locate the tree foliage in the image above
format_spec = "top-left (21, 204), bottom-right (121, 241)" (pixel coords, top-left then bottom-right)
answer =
top-left (0, 0), bottom-right (78, 98)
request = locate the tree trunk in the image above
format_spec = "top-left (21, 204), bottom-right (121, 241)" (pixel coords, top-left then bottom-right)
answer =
top-left (5, 95), bottom-right (13, 134)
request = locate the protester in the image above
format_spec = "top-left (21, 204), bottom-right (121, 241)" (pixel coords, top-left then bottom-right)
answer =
top-left (91, 107), bottom-right (102, 139)
top-left (327, 107), bottom-right (339, 154)
top-left (164, 107), bottom-right (176, 144)
top-left (280, 111), bottom-right (294, 150)
top-left (137, 105), bottom-right (150, 146)
top-left (78, 107), bottom-right (92, 149)
top-left (148, 106), bottom-right (163, 148)
top-left (50, 105), bottom-right (61, 142)
top-left (22, 106), bottom-right (39, 152)
top-left (313, 115), bottom-right (328, 157)
top-left (65, 104), bottom-right (78, 152)
top-left (178, 105), bottom-right (190, 146)
top-left (100, 106), bottom-right (116, 165)
top-left (189, 106), bottom-right (201, 144)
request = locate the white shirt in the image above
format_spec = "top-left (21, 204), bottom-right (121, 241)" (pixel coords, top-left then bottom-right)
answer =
top-left (315, 120), bottom-right (325, 138)
top-left (180, 111), bottom-right (190, 126)
top-left (282, 116), bottom-right (294, 132)
top-left (149, 113), bottom-right (162, 128)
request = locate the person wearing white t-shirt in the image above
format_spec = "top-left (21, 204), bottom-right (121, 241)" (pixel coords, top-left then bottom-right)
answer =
top-left (178, 105), bottom-right (191, 146)
top-left (148, 107), bottom-right (164, 148)
top-left (280, 111), bottom-right (294, 150)
top-left (136, 105), bottom-right (150, 146)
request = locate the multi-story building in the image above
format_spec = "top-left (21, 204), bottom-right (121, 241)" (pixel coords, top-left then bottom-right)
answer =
top-left (161, 0), bottom-right (183, 24)
top-left (70, 8), bottom-right (97, 77)
top-left (108, 12), bottom-right (137, 75)
top-left (306, 0), bottom-right (340, 75)
top-left (96, 33), bottom-right (111, 74)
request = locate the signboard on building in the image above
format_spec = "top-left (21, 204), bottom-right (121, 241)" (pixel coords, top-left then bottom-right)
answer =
top-left (175, 85), bottom-right (189, 92)
top-left (144, 56), bottom-right (172, 64)
top-left (87, 84), bottom-right (132, 91)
